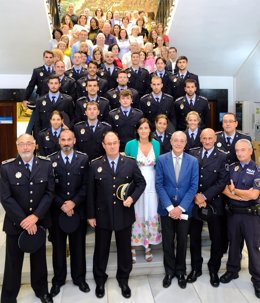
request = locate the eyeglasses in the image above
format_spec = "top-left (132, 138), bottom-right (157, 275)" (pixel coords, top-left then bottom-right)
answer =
top-left (103, 141), bottom-right (119, 146)
top-left (17, 142), bottom-right (35, 147)
top-left (222, 120), bottom-right (236, 124)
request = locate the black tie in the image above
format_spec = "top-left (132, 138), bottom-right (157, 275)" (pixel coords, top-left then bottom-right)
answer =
top-left (135, 69), bottom-right (138, 74)
top-left (111, 161), bottom-right (115, 173)
top-left (158, 135), bottom-right (163, 142)
top-left (155, 97), bottom-right (160, 103)
top-left (203, 150), bottom-right (208, 161)
top-left (180, 74), bottom-right (184, 81)
top-left (76, 69), bottom-right (80, 74)
top-left (190, 99), bottom-right (193, 107)
top-left (191, 133), bottom-right (195, 143)
top-left (25, 163), bottom-right (31, 176)
top-left (123, 111), bottom-right (128, 116)
top-left (65, 156), bottom-right (70, 166)
top-left (89, 125), bottom-right (95, 132)
top-left (53, 131), bottom-right (57, 137)
top-left (51, 96), bottom-right (56, 104)
top-left (226, 137), bottom-right (231, 146)
top-left (159, 73), bottom-right (163, 78)
top-left (108, 67), bottom-right (111, 75)
top-left (48, 66), bottom-right (51, 73)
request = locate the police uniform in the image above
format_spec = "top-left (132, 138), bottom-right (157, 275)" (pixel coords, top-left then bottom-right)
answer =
top-left (125, 67), bottom-right (150, 98)
top-left (34, 93), bottom-right (74, 141)
top-left (38, 128), bottom-right (62, 156)
top-left (172, 71), bottom-right (200, 100)
top-left (225, 161), bottom-right (260, 291)
top-left (65, 67), bottom-right (88, 81)
top-left (106, 87), bottom-right (140, 110)
top-left (108, 107), bottom-right (143, 151)
top-left (216, 131), bottom-right (255, 165)
top-left (140, 93), bottom-right (175, 130)
top-left (49, 151), bottom-right (89, 288)
top-left (98, 66), bottom-right (121, 90)
top-left (74, 96), bottom-right (110, 123)
top-left (150, 71), bottom-right (175, 97)
top-left (189, 147), bottom-right (229, 275)
top-left (152, 131), bottom-right (172, 154)
top-left (174, 95), bottom-right (209, 131)
top-left (74, 121), bottom-right (111, 161)
top-left (87, 155), bottom-right (146, 286)
top-left (184, 128), bottom-right (202, 153)
top-left (0, 156), bottom-right (54, 302)
top-left (76, 76), bottom-right (108, 98)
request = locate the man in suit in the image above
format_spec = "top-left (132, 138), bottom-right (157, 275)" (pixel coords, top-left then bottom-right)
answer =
top-left (0, 134), bottom-right (54, 303)
top-left (87, 131), bottom-right (146, 299)
top-left (166, 47), bottom-right (178, 74)
top-left (74, 101), bottom-right (111, 161)
top-left (49, 130), bottom-right (90, 297)
top-left (155, 131), bottom-right (198, 289)
top-left (172, 56), bottom-right (200, 100)
top-left (174, 79), bottom-right (209, 131)
top-left (188, 128), bottom-right (229, 287)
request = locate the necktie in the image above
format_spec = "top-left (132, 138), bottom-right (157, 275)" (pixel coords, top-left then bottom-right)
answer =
top-left (155, 97), bottom-right (160, 103)
top-left (180, 74), bottom-right (184, 81)
top-left (51, 96), bottom-right (56, 103)
top-left (48, 66), bottom-right (51, 73)
top-left (190, 99), bottom-right (193, 107)
top-left (25, 163), bottom-right (31, 177)
top-left (135, 69), bottom-right (138, 74)
top-left (111, 160), bottom-right (115, 173)
top-left (191, 133), bottom-right (195, 143)
top-left (76, 69), bottom-right (80, 74)
top-left (159, 73), bottom-right (163, 78)
top-left (65, 156), bottom-right (70, 166)
top-left (107, 67), bottom-right (111, 75)
top-left (226, 137), bottom-right (231, 146)
top-left (123, 111), bottom-right (128, 116)
top-left (158, 135), bottom-right (163, 142)
top-left (175, 157), bottom-right (180, 182)
top-left (53, 131), bottom-right (57, 137)
top-left (89, 125), bottom-right (95, 132)
top-left (203, 150), bottom-right (208, 161)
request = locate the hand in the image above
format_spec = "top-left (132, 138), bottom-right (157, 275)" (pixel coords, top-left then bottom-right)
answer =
top-left (20, 214), bottom-right (39, 230)
top-left (88, 218), bottom-right (96, 228)
top-left (194, 193), bottom-right (207, 208)
top-left (61, 200), bottom-right (76, 214)
top-left (27, 224), bottom-right (37, 235)
top-left (228, 179), bottom-right (235, 192)
top-left (169, 207), bottom-right (182, 220)
top-left (123, 196), bottom-right (133, 208)
top-left (23, 100), bottom-right (29, 108)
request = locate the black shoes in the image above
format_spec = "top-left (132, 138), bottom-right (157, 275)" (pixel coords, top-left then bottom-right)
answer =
top-left (74, 281), bottom-right (90, 293)
top-left (95, 284), bottom-right (105, 298)
top-left (209, 272), bottom-right (220, 287)
top-left (220, 271), bottom-right (239, 284)
top-left (50, 284), bottom-right (61, 297)
top-left (254, 286), bottom-right (260, 299)
top-left (176, 274), bottom-right (187, 289)
top-left (162, 274), bottom-right (174, 288)
top-left (119, 282), bottom-right (131, 299)
top-left (187, 270), bottom-right (202, 283)
top-left (39, 293), bottom-right (53, 303)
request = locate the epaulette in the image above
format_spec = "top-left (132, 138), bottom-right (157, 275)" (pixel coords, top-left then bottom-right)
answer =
top-left (198, 95), bottom-right (208, 100)
top-left (1, 158), bottom-right (16, 165)
top-left (47, 151), bottom-right (58, 157)
top-left (75, 150), bottom-right (87, 155)
top-left (229, 162), bottom-right (238, 168)
top-left (175, 96), bottom-right (184, 102)
top-left (236, 131), bottom-right (251, 138)
top-left (38, 155), bottom-right (51, 161)
top-left (217, 148), bottom-right (229, 154)
top-left (189, 147), bottom-right (200, 152)
top-left (215, 131), bottom-right (223, 135)
top-left (91, 156), bottom-right (103, 163)
top-left (164, 93), bottom-right (173, 98)
top-left (39, 128), bottom-right (48, 133)
top-left (140, 94), bottom-right (150, 100)
top-left (107, 88), bottom-right (115, 93)
top-left (132, 108), bottom-right (143, 113)
top-left (77, 96), bottom-right (87, 102)
top-left (75, 121), bottom-right (85, 126)
top-left (99, 96), bottom-right (109, 101)
top-left (110, 108), bottom-right (119, 113)
top-left (101, 121), bottom-right (112, 127)
top-left (123, 155), bottom-right (136, 160)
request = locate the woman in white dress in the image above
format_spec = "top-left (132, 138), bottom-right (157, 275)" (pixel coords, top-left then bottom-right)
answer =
top-left (124, 118), bottom-right (161, 263)
top-left (117, 29), bottom-right (130, 60)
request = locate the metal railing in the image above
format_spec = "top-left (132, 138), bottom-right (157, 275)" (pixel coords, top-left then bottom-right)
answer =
top-left (48, 0), bottom-right (61, 29)
top-left (156, 0), bottom-right (174, 28)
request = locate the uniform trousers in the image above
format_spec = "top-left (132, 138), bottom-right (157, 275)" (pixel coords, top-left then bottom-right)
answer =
top-left (189, 215), bottom-right (224, 273)
top-left (50, 220), bottom-right (87, 286)
top-left (1, 234), bottom-right (48, 303)
top-left (93, 226), bottom-right (132, 285)
top-left (161, 216), bottom-right (190, 276)
top-left (227, 213), bottom-right (260, 287)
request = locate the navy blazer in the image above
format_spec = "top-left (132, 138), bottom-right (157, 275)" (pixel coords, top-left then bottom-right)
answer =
top-left (156, 151), bottom-right (198, 216)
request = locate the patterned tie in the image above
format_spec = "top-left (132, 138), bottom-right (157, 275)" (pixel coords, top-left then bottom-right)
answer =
top-left (175, 157), bottom-right (180, 182)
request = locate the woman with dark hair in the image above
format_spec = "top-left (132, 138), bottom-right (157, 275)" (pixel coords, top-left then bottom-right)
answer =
top-left (108, 43), bottom-right (123, 68)
top-left (61, 14), bottom-right (74, 30)
top-left (37, 110), bottom-right (65, 156)
top-left (136, 17), bottom-right (149, 42)
top-left (125, 118), bottom-right (161, 263)
top-left (49, 28), bottom-right (63, 50)
top-left (117, 28), bottom-right (130, 60)
top-left (153, 114), bottom-right (172, 154)
top-left (73, 14), bottom-right (88, 32)
top-left (112, 24), bottom-right (121, 39)
top-left (148, 29), bottom-right (158, 48)
top-left (157, 22), bottom-right (169, 47)
top-left (88, 17), bottom-right (102, 43)
top-left (106, 10), bottom-right (113, 21)
top-left (92, 47), bottom-right (104, 68)
top-left (95, 8), bottom-right (104, 23)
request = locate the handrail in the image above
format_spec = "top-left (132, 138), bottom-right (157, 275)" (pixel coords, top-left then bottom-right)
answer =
top-left (48, 0), bottom-right (60, 28)
top-left (156, 0), bottom-right (174, 28)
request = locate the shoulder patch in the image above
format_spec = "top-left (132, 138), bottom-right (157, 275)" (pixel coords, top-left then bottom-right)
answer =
top-left (38, 155), bottom-right (51, 161)
top-left (2, 158), bottom-right (16, 165)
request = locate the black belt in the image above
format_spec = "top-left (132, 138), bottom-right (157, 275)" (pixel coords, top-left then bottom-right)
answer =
top-left (229, 204), bottom-right (260, 215)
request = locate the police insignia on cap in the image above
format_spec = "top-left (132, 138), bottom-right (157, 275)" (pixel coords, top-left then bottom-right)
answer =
top-left (80, 128), bottom-right (85, 134)
top-left (115, 114), bottom-right (119, 120)
top-left (82, 82), bottom-right (86, 87)
top-left (97, 167), bottom-right (102, 173)
top-left (16, 172), bottom-right (22, 178)
top-left (180, 104), bottom-right (184, 109)
top-left (113, 94), bottom-right (117, 98)
top-left (52, 162), bottom-right (57, 168)
top-left (69, 73), bottom-right (73, 77)
top-left (147, 101), bottom-right (151, 107)
top-left (234, 165), bottom-right (239, 171)
top-left (83, 103), bottom-right (86, 108)
top-left (42, 100), bottom-right (46, 106)
top-left (40, 72), bottom-right (44, 76)
top-left (128, 73), bottom-right (131, 78)
top-left (217, 142), bottom-right (222, 147)
top-left (45, 135), bottom-right (50, 141)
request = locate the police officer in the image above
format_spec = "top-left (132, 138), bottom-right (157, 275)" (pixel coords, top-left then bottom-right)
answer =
top-left (108, 89), bottom-right (143, 151)
top-left (125, 52), bottom-right (150, 98)
top-left (38, 110), bottom-right (64, 156)
top-left (65, 52), bottom-right (88, 81)
top-left (184, 111), bottom-right (202, 153)
top-left (106, 70), bottom-right (140, 109)
top-left (188, 128), bottom-right (229, 287)
top-left (34, 75), bottom-right (74, 142)
top-left (49, 130), bottom-right (89, 297)
top-left (87, 131), bottom-right (146, 299)
top-left (75, 79), bottom-right (110, 123)
top-left (74, 102), bottom-right (111, 161)
top-left (216, 112), bottom-right (254, 165)
top-left (140, 76), bottom-right (175, 130)
top-left (174, 79), bottom-right (209, 131)
top-left (98, 51), bottom-right (121, 90)
top-left (0, 134), bottom-right (54, 303)
top-left (76, 60), bottom-right (108, 98)
top-left (221, 139), bottom-right (260, 299)
top-left (152, 114), bottom-right (172, 154)
top-left (172, 56), bottom-right (200, 100)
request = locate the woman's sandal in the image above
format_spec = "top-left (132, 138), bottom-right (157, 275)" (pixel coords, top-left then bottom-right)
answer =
top-left (145, 247), bottom-right (153, 262)
top-left (131, 249), bottom-right (136, 264)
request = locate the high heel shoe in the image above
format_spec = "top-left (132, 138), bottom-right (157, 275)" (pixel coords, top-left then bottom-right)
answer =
top-left (145, 247), bottom-right (153, 262)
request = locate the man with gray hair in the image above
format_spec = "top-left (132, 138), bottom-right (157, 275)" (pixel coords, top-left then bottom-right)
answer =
top-left (221, 139), bottom-right (260, 299)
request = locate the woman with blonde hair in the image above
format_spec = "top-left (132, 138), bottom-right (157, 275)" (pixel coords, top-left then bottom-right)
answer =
top-left (184, 111), bottom-right (202, 152)
top-left (57, 41), bottom-right (72, 70)
top-left (129, 25), bottom-right (144, 49)
top-left (79, 42), bottom-right (91, 65)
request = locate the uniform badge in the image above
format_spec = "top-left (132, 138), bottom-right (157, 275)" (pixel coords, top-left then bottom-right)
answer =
top-left (147, 101), bottom-right (151, 107)
top-left (128, 73), bottom-right (131, 78)
top-left (83, 103), bottom-right (87, 108)
top-left (40, 72), bottom-right (44, 77)
top-left (173, 78), bottom-right (177, 82)
top-left (80, 128), bottom-right (85, 134)
top-left (82, 82), bottom-right (86, 87)
top-left (52, 162), bottom-right (57, 168)
top-left (42, 100), bottom-right (46, 106)
top-left (234, 165), bottom-right (239, 171)
top-left (115, 114), bottom-right (119, 120)
top-left (100, 72), bottom-right (104, 76)
top-left (97, 167), bottom-right (102, 173)
top-left (180, 104), bottom-right (184, 109)
top-left (254, 178), bottom-right (260, 187)
top-left (113, 94), bottom-right (117, 99)
top-left (217, 142), bottom-right (222, 147)
top-left (45, 135), bottom-right (50, 141)
top-left (15, 172), bottom-right (22, 178)
top-left (69, 73), bottom-right (73, 77)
